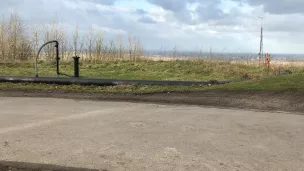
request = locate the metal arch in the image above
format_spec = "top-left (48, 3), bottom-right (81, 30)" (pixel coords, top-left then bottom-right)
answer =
top-left (35, 40), bottom-right (59, 77)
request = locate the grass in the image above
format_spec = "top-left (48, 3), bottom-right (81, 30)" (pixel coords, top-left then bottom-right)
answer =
top-left (207, 73), bottom-right (304, 91)
top-left (0, 60), bottom-right (303, 93)
top-left (0, 60), bottom-right (267, 81)
top-left (0, 73), bottom-right (303, 93)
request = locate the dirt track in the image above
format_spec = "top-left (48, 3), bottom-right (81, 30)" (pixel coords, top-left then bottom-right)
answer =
top-left (0, 89), bottom-right (303, 113)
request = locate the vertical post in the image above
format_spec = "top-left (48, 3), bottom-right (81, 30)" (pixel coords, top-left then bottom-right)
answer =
top-left (55, 42), bottom-right (60, 76)
top-left (259, 27), bottom-right (263, 65)
top-left (266, 53), bottom-right (270, 75)
top-left (73, 56), bottom-right (80, 78)
top-left (259, 17), bottom-right (263, 66)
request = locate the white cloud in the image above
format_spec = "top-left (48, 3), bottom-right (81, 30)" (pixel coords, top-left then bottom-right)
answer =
top-left (91, 25), bottom-right (127, 34)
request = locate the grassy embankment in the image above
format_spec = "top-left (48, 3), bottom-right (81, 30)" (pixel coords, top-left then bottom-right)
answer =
top-left (0, 60), bottom-right (303, 93)
top-left (0, 13), bottom-right (303, 94)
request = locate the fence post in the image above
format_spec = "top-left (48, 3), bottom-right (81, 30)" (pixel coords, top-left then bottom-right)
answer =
top-left (73, 56), bottom-right (80, 78)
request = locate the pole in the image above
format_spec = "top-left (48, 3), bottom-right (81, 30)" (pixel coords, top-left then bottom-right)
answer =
top-left (73, 56), bottom-right (80, 78)
top-left (259, 17), bottom-right (263, 66)
top-left (55, 42), bottom-right (60, 77)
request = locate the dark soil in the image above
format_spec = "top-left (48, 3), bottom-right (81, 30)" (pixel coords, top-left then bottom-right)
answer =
top-left (0, 89), bottom-right (303, 113)
top-left (0, 161), bottom-right (102, 171)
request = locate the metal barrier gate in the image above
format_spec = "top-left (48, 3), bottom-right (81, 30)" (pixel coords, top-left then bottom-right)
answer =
top-left (35, 40), bottom-right (80, 78)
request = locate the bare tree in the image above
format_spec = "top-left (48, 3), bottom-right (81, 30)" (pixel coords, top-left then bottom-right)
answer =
top-left (172, 45), bottom-right (177, 59)
top-left (95, 31), bottom-right (103, 61)
top-left (133, 36), bottom-right (144, 61)
top-left (107, 39), bottom-right (117, 60)
top-left (8, 13), bottom-right (22, 61)
top-left (87, 25), bottom-right (93, 60)
top-left (128, 33), bottom-right (133, 61)
top-left (6, 13), bottom-right (32, 61)
top-left (117, 33), bottom-right (124, 59)
top-left (0, 15), bottom-right (5, 60)
top-left (31, 25), bottom-right (40, 60)
top-left (0, 13), bottom-right (146, 63)
top-left (59, 28), bottom-right (67, 60)
top-left (79, 36), bottom-right (85, 60)
top-left (73, 24), bottom-right (79, 57)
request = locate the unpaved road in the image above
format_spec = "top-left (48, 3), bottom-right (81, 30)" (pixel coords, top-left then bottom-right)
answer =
top-left (0, 97), bottom-right (303, 171)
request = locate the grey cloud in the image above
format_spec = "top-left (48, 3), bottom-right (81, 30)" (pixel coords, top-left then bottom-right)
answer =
top-left (174, 10), bottom-right (196, 24)
top-left (81, 0), bottom-right (119, 5)
top-left (207, 7), bottom-right (246, 27)
top-left (146, 0), bottom-right (304, 32)
top-left (135, 9), bottom-right (147, 15)
top-left (195, 1), bottom-right (223, 21)
top-left (264, 14), bottom-right (304, 33)
top-left (147, 0), bottom-right (188, 11)
top-left (231, 0), bottom-right (304, 14)
top-left (0, 0), bottom-right (22, 10)
top-left (146, 0), bottom-right (227, 25)
top-left (138, 16), bottom-right (158, 24)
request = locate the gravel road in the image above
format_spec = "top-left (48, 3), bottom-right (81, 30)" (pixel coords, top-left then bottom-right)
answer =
top-left (0, 97), bottom-right (303, 171)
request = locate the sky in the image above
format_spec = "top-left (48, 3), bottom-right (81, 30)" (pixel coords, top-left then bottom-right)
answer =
top-left (1, 0), bottom-right (304, 54)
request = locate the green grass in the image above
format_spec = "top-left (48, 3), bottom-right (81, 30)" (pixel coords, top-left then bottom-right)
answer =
top-left (0, 60), bottom-right (264, 81)
top-left (207, 73), bottom-right (304, 91)
top-left (0, 60), bottom-right (303, 93)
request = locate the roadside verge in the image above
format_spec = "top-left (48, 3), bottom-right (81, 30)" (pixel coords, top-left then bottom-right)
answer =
top-left (0, 89), bottom-right (303, 114)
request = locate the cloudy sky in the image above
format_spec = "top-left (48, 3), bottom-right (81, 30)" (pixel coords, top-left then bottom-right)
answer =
top-left (1, 0), bottom-right (304, 54)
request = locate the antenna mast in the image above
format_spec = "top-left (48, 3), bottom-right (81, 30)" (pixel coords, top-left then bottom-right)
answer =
top-left (259, 16), bottom-right (264, 66)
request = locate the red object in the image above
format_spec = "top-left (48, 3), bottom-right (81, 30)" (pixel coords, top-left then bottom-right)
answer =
top-left (265, 53), bottom-right (270, 65)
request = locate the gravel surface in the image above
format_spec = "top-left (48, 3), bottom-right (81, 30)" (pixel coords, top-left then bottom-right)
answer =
top-left (0, 97), bottom-right (303, 171)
